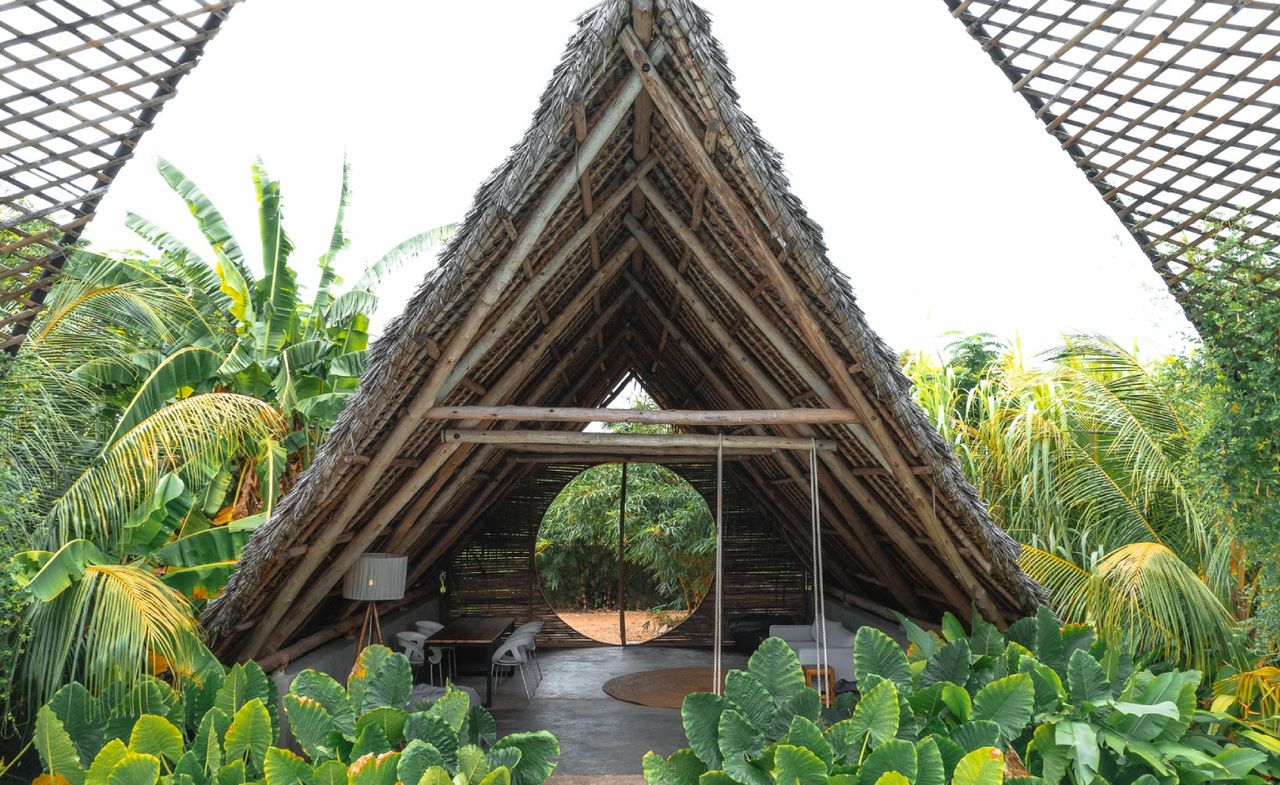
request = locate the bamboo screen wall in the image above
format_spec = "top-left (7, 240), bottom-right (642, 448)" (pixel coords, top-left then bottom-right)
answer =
top-left (944, 0), bottom-right (1280, 325)
top-left (0, 0), bottom-right (238, 351)
top-left (444, 462), bottom-right (808, 647)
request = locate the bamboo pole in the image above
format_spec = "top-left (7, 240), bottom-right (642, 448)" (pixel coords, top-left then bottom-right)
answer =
top-left (424, 405), bottom-right (859, 425)
top-left (618, 461), bottom-right (628, 646)
top-left (441, 429), bottom-right (839, 452)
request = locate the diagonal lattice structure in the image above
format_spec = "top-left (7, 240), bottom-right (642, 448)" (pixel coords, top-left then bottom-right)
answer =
top-left (0, 0), bottom-right (240, 352)
top-left (945, 0), bottom-right (1280, 327)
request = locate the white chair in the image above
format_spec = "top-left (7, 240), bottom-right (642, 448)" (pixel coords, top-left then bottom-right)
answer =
top-left (511, 621), bottom-right (544, 680)
top-left (395, 631), bottom-right (429, 683)
top-left (490, 634), bottom-right (535, 701)
top-left (413, 621), bottom-right (454, 682)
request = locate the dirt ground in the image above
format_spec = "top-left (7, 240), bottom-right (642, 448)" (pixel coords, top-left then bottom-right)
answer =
top-left (556, 609), bottom-right (692, 644)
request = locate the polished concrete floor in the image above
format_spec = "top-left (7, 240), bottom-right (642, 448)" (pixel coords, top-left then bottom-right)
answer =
top-left (452, 646), bottom-right (748, 776)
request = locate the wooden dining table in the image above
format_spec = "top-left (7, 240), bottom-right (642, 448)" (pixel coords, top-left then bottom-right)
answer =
top-left (424, 615), bottom-right (515, 706)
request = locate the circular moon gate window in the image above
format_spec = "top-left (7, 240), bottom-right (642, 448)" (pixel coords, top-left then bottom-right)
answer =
top-left (535, 463), bottom-right (716, 644)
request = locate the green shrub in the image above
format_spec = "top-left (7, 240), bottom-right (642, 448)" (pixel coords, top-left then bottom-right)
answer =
top-left (29, 645), bottom-right (558, 785)
top-left (644, 608), bottom-right (1280, 785)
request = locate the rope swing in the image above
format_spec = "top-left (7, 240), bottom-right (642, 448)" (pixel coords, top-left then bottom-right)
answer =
top-left (711, 435), bottom-right (828, 700)
top-left (712, 435), bottom-right (725, 694)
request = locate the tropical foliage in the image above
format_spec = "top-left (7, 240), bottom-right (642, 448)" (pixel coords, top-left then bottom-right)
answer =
top-left (29, 644), bottom-right (559, 785)
top-left (1, 158), bottom-right (452, 711)
top-left (905, 336), bottom-right (1241, 673)
top-left (643, 609), bottom-right (1280, 785)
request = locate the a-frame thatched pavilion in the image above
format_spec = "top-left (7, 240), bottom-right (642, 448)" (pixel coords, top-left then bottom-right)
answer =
top-left (205, 0), bottom-right (1041, 667)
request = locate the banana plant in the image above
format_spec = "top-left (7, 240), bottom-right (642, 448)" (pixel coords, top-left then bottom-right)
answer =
top-left (30, 647), bottom-right (558, 785)
top-left (644, 608), bottom-right (1280, 785)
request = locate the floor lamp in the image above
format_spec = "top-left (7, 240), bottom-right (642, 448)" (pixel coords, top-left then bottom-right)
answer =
top-left (343, 553), bottom-right (407, 662)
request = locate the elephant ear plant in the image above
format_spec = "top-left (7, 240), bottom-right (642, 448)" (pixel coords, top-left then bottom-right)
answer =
top-left (643, 608), bottom-right (1280, 785)
top-left (31, 645), bottom-right (559, 785)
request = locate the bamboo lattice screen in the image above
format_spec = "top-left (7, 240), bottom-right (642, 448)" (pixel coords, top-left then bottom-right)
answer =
top-left (945, 0), bottom-right (1280, 325)
top-left (0, 0), bottom-right (239, 351)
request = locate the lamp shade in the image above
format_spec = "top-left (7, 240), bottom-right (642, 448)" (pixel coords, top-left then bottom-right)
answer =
top-left (342, 553), bottom-right (407, 601)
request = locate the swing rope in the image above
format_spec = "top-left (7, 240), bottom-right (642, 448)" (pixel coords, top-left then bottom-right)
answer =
top-left (810, 438), bottom-right (829, 703)
top-left (713, 435), bottom-right (725, 695)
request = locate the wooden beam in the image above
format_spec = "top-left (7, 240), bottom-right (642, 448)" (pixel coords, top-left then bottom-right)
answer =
top-left (508, 453), bottom-right (756, 464)
top-left (442, 429), bottom-right (839, 452)
top-left (619, 26), bottom-right (999, 621)
top-left (424, 405), bottom-right (859, 425)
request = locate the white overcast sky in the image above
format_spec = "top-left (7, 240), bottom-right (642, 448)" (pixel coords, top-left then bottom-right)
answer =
top-left (83, 0), bottom-right (1196, 360)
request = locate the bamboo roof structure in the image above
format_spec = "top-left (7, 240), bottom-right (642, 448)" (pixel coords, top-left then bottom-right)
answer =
top-left (206, 0), bottom-right (1042, 664)
top-left (945, 0), bottom-right (1280, 327)
top-left (0, 0), bottom-right (239, 352)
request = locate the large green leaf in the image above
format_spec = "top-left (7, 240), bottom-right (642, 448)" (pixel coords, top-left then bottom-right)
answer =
top-left (128, 716), bottom-right (182, 765)
top-left (950, 721), bottom-right (1001, 753)
top-left (35, 704), bottom-right (87, 785)
top-left (86, 740), bottom-right (129, 785)
top-left (783, 716), bottom-right (832, 768)
top-left (14, 539), bottom-right (108, 601)
top-left (490, 731), bottom-right (559, 785)
top-left (105, 347), bottom-right (223, 449)
top-left (643, 750), bottom-right (706, 785)
top-left (915, 738), bottom-right (946, 785)
top-left (264, 747), bottom-right (313, 785)
top-left (847, 679), bottom-right (900, 749)
top-left (682, 693), bottom-right (727, 769)
top-left (1065, 650), bottom-right (1110, 704)
top-left (724, 671), bottom-right (778, 740)
top-left (417, 765), bottom-right (452, 785)
top-left (476, 768), bottom-right (511, 785)
top-left (456, 744), bottom-right (490, 785)
top-left (252, 158), bottom-right (298, 358)
top-left (773, 744), bottom-right (827, 785)
top-left (312, 760), bottom-right (346, 785)
top-left (106, 752), bottom-right (161, 785)
top-left (398, 741), bottom-right (445, 785)
top-left (748, 638), bottom-right (806, 707)
top-left (157, 158), bottom-right (247, 278)
top-left (351, 724), bottom-right (391, 760)
top-left (347, 751), bottom-right (399, 785)
top-left (972, 674), bottom-right (1034, 743)
top-left (1053, 721), bottom-right (1098, 784)
top-left (425, 688), bottom-right (471, 733)
top-left (50, 682), bottom-right (106, 765)
top-left (283, 695), bottom-right (338, 762)
top-left (224, 699), bottom-right (272, 774)
top-left (461, 706), bottom-right (497, 748)
top-left (951, 747), bottom-right (1004, 785)
top-left (404, 713), bottom-right (457, 768)
top-left (858, 739), bottom-right (916, 785)
top-left (289, 670), bottom-right (355, 735)
top-left (718, 710), bottom-right (767, 785)
top-left (192, 707), bottom-right (224, 778)
top-left (355, 707), bottom-right (407, 746)
top-left (854, 627), bottom-right (911, 694)
top-left (152, 514), bottom-right (264, 567)
top-left (922, 639), bottom-right (971, 688)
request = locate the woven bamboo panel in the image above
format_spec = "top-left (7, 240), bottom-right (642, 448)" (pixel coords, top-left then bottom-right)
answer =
top-left (0, 0), bottom-right (239, 351)
top-left (944, 0), bottom-right (1280, 324)
top-left (445, 462), bottom-right (807, 648)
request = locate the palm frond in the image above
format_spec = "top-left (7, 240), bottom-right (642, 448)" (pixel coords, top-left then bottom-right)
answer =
top-left (47, 393), bottom-right (286, 546)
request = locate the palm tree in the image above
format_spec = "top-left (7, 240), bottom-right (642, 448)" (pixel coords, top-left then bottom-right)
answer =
top-left (2, 157), bottom-right (453, 706)
top-left (906, 335), bottom-right (1239, 672)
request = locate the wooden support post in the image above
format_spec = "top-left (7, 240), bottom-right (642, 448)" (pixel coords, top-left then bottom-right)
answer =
top-left (618, 461), bottom-right (628, 646)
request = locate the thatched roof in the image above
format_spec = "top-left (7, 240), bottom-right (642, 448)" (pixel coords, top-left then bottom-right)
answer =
top-left (945, 0), bottom-right (1280, 329)
top-left (207, 0), bottom-right (1042, 663)
top-left (0, 0), bottom-right (240, 352)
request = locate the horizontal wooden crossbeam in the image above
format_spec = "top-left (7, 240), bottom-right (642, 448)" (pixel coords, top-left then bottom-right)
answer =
top-left (442, 429), bottom-right (838, 452)
top-left (424, 405), bottom-right (858, 425)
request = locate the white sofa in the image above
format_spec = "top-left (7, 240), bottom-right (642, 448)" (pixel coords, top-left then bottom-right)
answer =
top-left (769, 620), bottom-right (856, 683)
